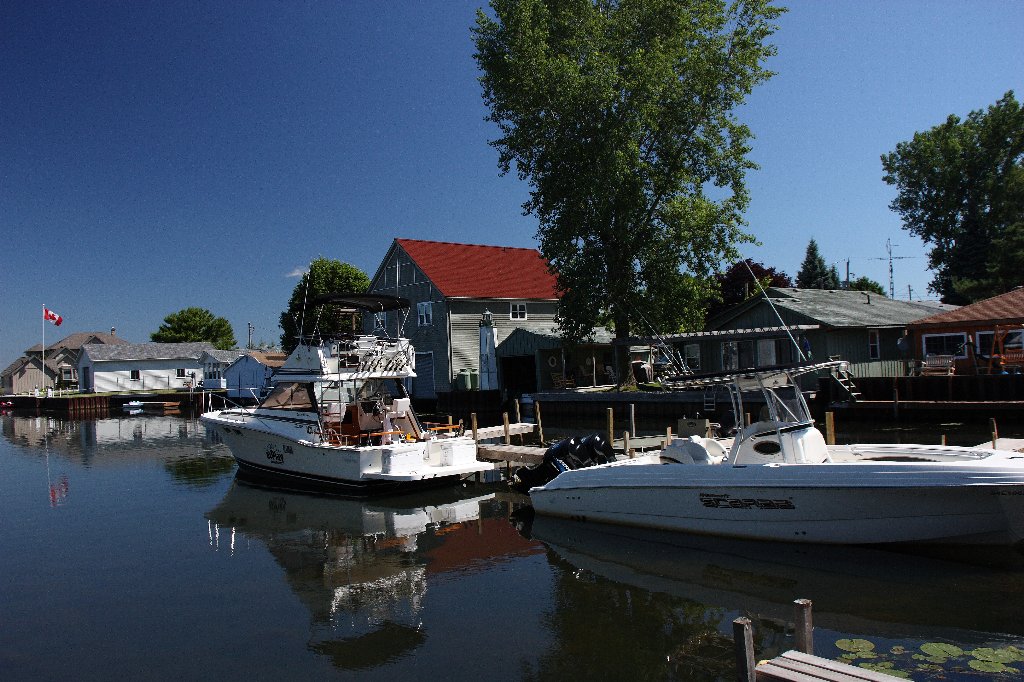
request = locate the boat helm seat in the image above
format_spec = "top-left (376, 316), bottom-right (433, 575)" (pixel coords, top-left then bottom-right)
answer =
top-left (661, 436), bottom-right (725, 465)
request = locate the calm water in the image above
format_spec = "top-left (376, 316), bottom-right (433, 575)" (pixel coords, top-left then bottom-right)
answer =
top-left (3, 413), bottom-right (1024, 680)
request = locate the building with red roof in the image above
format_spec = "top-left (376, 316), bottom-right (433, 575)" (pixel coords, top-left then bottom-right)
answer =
top-left (907, 287), bottom-right (1024, 373)
top-left (367, 239), bottom-right (560, 398)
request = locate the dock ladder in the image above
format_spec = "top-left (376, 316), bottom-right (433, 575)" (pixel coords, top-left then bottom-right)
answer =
top-left (703, 388), bottom-right (716, 412)
top-left (830, 367), bottom-right (861, 403)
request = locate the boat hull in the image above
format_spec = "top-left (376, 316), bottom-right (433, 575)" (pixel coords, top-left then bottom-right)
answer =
top-left (529, 462), bottom-right (1024, 545)
top-left (203, 410), bottom-right (490, 496)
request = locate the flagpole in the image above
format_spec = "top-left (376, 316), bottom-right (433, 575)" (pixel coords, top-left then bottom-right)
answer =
top-left (42, 305), bottom-right (46, 393)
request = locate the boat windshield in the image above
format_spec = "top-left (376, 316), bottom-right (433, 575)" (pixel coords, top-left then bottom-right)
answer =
top-left (259, 382), bottom-right (318, 411)
top-left (763, 384), bottom-right (810, 423)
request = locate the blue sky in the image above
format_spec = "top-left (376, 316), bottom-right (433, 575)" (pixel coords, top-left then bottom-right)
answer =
top-left (3, 1), bottom-right (1022, 369)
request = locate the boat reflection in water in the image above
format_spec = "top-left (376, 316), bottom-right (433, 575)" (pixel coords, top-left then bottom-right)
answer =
top-left (516, 509), bottom-right (1024, 644)
top-left (206, 482), bottom-right (542, 671)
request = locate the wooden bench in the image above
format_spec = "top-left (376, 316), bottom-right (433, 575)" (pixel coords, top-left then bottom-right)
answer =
top-left (919, 354), bottom-right (955, 375)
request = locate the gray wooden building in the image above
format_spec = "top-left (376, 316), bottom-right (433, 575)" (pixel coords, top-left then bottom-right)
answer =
top-left (687, 288), bottom-right (955, 377)
top-left (366, 239), bottom-right (560, 399)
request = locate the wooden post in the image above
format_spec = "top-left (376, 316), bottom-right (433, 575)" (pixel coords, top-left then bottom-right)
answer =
top-left (991, 417), bottom-right (999, 448)
top-left (513, 399), bottom-right (524, 445)
top-left (825, 411), bottom-right (836, 446)
top-left (794, 598), bottom-right (814, 655)
top-left (607, 407), bottom-right (614, 449)
top-left (625, 431), bottom-right (632, 458)
top-left (629, 403), bottom-right (636, 439)
top-left (471, 413), bottom-right (478, 442)
top-left (941, 434), bottom-right (947, 446)
top-left (503, 412), bottom-right (511, 445)
top-left (665, 426), bottom-right (672, 448)
top-left (733, 617), bottom-right (756, 682)
top-left (536, 400), bottom-right (544, 445)
top-left (893, 384), bottom-right (899, 419)
top-left (744, 412), bottom-right (751, 429)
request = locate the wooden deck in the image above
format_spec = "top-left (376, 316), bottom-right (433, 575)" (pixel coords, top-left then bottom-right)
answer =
top-left (756, 650), bottom-right (902, 681)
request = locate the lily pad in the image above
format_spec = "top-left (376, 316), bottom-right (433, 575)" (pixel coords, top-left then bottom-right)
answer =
top-left (971, 647), bottom-right (1024, 663)
top-left (836, 638), bottom-right (876, 653)
top-left (920, 642), bottom-right (963, 659)
top-left (968, 659), bottom-right (1010, 673)
top-left (859, 662), bottom-right (910, 678)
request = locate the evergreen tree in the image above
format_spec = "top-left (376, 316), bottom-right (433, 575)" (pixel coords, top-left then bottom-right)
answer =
top-left (796, 239), bottom-right (840, 289)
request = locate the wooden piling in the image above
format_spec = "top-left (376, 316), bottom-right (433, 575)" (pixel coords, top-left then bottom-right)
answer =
top-left (991, 417), bottom-right (999, 448)
top-left (536, 400), bottom-right (544, 445)
top-left (824, 412), bottom-right (836, 445)
top-left (513, 399), bottom-right (524, 444)
top-left (471, 413), bottom-right (478, 442)
top-left (665, 426), bottom-right (672, 448)
top-left (624, 431), bottom-right (632, 458)
top-left (733, 617), bottom-right (756, 682)
top-left (941, 434), bottom-right (947, 446)
top-left (607, 408), bottom-right (614, 449)
top-left (629, 403), bottom-right (636, 440)
top-left (794, 599), bottom-right (814, 655)
top-left (503, 412), bottom-right (511, 445)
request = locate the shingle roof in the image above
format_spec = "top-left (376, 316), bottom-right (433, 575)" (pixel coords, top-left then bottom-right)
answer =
top-left (200, 350), bottom-right (247, 364)
top-left (396, 239), bottom-right (559, 300)
top-left (756, 288), bottom-right (956, 328)
top-left (909, 287), bottom-right (1024, 326)
top-left (26, 332), bottom-right (128, 354)
top-left (82, 342), bottom-right (216, 362)
top-left (247, 351), bottom-right (288, 367)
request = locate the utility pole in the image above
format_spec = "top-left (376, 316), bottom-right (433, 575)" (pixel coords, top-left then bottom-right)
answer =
top-left (247, 322), bottom-right (254, 349)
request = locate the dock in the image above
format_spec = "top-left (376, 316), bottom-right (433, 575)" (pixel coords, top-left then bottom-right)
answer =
top-left (735, 599), bottom-right (902, 681)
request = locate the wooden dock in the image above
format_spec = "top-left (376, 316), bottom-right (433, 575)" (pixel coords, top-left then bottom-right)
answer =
top-left (735, 600), bottom-right (902, 682)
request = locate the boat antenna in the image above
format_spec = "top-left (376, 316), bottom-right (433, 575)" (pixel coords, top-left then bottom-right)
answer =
top-left (619, 292), bottom-right (690, 376)
top-left (297, 265), bottom-right (312, 345)
top-left (740, 259), bottom-right (806, 362)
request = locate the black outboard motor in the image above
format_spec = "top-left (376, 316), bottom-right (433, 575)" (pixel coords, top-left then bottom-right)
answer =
top-left (510, 435), bottom-right (617, 494)
top-left (510, 437), bottom-right (577, 494)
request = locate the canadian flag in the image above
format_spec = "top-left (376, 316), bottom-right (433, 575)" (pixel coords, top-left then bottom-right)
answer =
top-left (43, 307), bottom-right (63, 326)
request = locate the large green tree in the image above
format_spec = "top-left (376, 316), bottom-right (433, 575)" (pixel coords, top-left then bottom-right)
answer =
top-left (473, 0), bottom-right (783, 372)
top-left (795, 239), bottom-right (840, 289)
top-left (847, 275), bottom-right (886, 296)
top-left (151, 308), bottom-right (237, 350)
top-left (279, 257), bottom-right (370, 352)
top-left (881, 91), bottom-right (1024, 303)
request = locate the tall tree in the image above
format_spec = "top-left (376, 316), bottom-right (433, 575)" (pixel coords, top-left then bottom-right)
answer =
top-left (279, 257), bottom-right (370, 352)
top-left (473, 0), bottom-right (784, 376)
top-left (795, 239), bottom-right (840, 289)
top-left (881, 91), bottom-right (1024, 303)
top-left (707, 258), bottom-right (791, 320)
top-left (151, 308), bottom-right (237, 350)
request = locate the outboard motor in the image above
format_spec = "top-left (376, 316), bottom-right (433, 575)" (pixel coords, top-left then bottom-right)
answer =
top-left (576, 434), bottom-right (615, 465)
top-left (510, 437), bottom-right (578, 494)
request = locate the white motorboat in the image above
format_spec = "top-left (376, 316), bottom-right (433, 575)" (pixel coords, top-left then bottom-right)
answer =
top-left (201, 294), bottom-right (492, 495)
top-left (529, 361), bottom-right (1024, 545)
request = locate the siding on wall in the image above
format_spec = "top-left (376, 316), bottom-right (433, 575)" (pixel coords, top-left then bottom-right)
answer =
top-left (448, 300), bottom-right (558, 386)
top-left (86, 360), bottom-right (203, 393)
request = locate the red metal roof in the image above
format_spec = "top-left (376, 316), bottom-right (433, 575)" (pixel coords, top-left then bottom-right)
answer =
top-left (911, 287), bottom-right (1024, 326)
top-left (396, 238), bottom-right (559, 299)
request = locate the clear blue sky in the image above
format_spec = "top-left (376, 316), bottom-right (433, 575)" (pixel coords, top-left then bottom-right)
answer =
top-left (3, 1), bottom-right (1022, 369)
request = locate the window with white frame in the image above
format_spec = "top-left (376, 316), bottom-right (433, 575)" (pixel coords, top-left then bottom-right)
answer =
top-left (868, 330), bottom-right (881, 360)
top-left (130, 369), bottom-right (141, 381)
top-left (417, 301), bottom-right (433, 326)
top-left (176, 368), bottom-right (186, 378)
top-left (922, 332), bottom-right (967, 358)
top-left (510, 303), bottom-right (527, 320)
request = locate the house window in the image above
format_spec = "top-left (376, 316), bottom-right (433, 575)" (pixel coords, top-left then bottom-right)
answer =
top-left (922, 333), bottom-right (968, 358)
top-left (417, 301), bottom-right (433, 326)
top-left (683, 343), bottom-right (700, 370)
top-left (130, 370), bottom-right (141, 381)
top-left (976, 331), bottom-right (994, 356)
top-left (61, 368), bottom-right (75, 382)
top-left (510, 303), bottom-right (527, 320)
top-left (176, 368), bottom-right (186, 378)
top-left (374, 312), bottom-right (387, 332)
top-left (868, 330), bottom-right (881, 360)
top-left (722, 340), bottom-right (755, 370)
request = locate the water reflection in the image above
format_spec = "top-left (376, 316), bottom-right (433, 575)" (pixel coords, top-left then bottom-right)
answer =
top-left (1, 413), bottom-right (234, 488)
top-left (516, 510), bottom-right (1024, 678)
top-left (206, 482), bottom-right (543, 671)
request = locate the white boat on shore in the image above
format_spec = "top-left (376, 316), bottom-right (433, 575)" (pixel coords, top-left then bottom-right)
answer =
top-left (201, 294), bottom-right (492, 495)
top-left (529, 361), bottom-right (1024, 546)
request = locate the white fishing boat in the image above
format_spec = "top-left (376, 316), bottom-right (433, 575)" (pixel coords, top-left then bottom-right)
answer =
top-left (201, 294), bottom-right (492, 495)
top-left (529, 361), bottom-right (1024, 545)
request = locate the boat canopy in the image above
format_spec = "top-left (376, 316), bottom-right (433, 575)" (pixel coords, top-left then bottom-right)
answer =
top-left (309, 292), bottom-right (410, 313)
